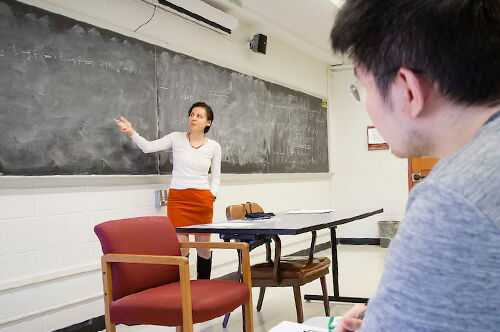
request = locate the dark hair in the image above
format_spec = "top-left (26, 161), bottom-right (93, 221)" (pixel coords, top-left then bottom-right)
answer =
top-left (188, 102), bottom-right (214, 133)
top-left (330, 0), bottom-right (500, 107)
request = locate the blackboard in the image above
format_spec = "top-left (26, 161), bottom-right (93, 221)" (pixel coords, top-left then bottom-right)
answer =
top-left (0, 0), bottom-right (328, 175)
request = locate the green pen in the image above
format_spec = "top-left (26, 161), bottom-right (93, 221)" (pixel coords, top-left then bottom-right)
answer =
top-left (328, 311), bottom-right (366, 330)
top-left (328, 316), bottom-right (335, 330)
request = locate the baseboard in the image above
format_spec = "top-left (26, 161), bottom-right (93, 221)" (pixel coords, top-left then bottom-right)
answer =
top-left (53, 316), bottom-right (104, 332)
top-left (339, 238), bottom-right (381, 245)
top-left (289, 240), bottom-right (332, 256)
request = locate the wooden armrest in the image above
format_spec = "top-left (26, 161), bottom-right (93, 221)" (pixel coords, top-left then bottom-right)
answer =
top-left (102, 253), bottom-right (188, 266)
top-left (100, 253), bottom-right (193, 329)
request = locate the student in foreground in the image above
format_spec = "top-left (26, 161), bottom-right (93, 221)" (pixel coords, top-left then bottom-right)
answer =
top-left (330, 0), bottom-right (499, 331)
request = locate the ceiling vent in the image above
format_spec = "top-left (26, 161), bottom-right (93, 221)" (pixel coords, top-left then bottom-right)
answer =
top-left (154, 0), bottom-right (239, 34)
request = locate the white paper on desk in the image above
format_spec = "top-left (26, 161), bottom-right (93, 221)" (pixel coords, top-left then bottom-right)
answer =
top-left (285, 209), bottom-right (335, 214)
top-left (213, 218), bottom-right (279, 226)
top-left (269, 321), bottom-right (328, 332)
top-left (209, 222), bottom-right (256, 227)
top-left (241, 217), bottom-right (280, 222)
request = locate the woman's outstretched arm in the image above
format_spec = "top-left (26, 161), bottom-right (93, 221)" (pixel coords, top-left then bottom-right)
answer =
top-left (114, 116), bottom-right (173, 153)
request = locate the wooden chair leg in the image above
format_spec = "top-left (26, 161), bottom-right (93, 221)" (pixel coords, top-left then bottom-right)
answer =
top-left (176, 326), bottom-right (184, 332)
top-left (102, 261), bottom-right (116, 332)
top-left (293, 286), bottom-right (304, 323)
top-left (320, 276), bottom-right (330, 316)
top-left (104, 320), bottom-right (116, 332)
top-left (256, 287), bottom-right (266, 311)
top-left (243, 303), bottom-right (254, 332)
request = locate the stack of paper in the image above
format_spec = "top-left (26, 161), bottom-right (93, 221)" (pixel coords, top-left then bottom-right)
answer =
top-left (286, 209), bottom-right (335, 214)
top-left (213, 217), bottom-right (279, 226)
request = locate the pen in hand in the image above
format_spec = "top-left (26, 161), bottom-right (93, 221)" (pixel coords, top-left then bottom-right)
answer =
top-left (328, 308), bottom-right (366, 331)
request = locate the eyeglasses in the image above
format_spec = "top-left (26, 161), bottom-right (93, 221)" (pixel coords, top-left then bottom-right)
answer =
top-left (349, 67), bottom-right (424, 103)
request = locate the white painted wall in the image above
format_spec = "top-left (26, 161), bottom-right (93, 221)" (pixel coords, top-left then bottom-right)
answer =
top-left (328, 68), bottom-right (408, 238)
top-left (0, 1), bottom-right (409, 331)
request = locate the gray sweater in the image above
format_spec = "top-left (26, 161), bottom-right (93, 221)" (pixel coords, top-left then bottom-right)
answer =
top-left (361, 112), bottom-right (500, 331)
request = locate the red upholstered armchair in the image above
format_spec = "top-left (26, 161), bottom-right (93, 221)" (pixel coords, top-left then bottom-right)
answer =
top-left (94, 216), bottom-right (253, 332)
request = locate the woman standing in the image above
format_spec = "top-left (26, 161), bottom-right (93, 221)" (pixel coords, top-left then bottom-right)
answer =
top-left (114, 102), bottom-right (221, 279)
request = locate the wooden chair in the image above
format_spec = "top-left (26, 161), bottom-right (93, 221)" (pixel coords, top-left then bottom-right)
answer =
top-left (94, 216), bottom-right (253, 332)
top-left (227, 203), bottom-right (331, 323)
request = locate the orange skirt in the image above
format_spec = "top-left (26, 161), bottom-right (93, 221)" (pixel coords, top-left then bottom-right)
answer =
top-left (167, 188), bottom-right (214, 235)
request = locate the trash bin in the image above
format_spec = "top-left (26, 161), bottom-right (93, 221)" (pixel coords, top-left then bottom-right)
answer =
top-left (378, 220), bottom-right (400, 248)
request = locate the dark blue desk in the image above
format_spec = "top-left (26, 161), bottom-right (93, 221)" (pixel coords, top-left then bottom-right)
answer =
top-left (177, 208), bottom-right (383, 304)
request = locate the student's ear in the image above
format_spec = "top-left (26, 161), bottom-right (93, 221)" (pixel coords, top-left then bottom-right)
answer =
top-left (395, 67), bottom-right (428, 118)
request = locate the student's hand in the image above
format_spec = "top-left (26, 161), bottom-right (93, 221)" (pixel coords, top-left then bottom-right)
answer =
top-left (334, 304), bottom-right (366, 332)
top-left (114, 116), bottom-right (135, 136)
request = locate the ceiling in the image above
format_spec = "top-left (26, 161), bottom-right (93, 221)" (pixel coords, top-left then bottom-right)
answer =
top-left (200, 0), bottom-right (345, 65)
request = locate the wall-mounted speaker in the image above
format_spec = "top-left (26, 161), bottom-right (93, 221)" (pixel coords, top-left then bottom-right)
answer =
top-left (250, 34), bottom-right (267, 54)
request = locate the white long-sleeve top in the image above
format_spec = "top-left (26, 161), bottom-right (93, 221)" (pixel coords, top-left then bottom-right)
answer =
top-left (131, 132), bottom-right (221, 196)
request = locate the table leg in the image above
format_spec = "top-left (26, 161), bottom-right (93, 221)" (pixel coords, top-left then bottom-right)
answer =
top-left (304, 226), bottom-right (369, 304)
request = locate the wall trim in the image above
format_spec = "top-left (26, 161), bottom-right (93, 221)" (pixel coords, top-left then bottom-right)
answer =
top-left (0, 175), bottom-right (170, 189)
top-left (0, 294), bottom-right (102, 327)
top-left (0, 263), bottom-right (100, 293)
top-left (0, 173), bottom-right (333, 189)
top-left (330, 63), bottom-right (354, 72)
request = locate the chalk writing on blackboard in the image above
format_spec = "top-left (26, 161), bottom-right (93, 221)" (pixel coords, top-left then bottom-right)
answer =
top-left (0, 0), bottom-right (328, 175)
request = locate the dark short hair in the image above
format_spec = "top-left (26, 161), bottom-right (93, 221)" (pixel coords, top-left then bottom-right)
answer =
top-left (188, 102), bottom-right (214, 133)
top-left (330, 0), bottom-right (500, 107)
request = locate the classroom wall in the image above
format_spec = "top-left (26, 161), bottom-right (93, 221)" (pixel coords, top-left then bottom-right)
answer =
top-left (0, 1), bottom-right (409, 330)
top-left (328, 68), bottom-right (408, 238)
top-left (0, 0), bottom-right (333, 331)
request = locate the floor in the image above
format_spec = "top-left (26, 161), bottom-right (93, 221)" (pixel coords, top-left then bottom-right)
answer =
top-left (104, 244), bottom-right (388, 332)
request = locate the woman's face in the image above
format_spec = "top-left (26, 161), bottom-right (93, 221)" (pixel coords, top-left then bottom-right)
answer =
top-left (188, 106), bottom-right (211, 133)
